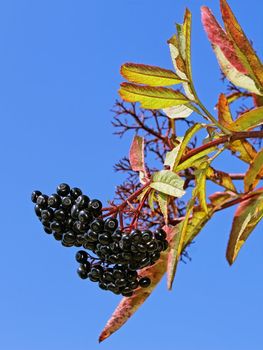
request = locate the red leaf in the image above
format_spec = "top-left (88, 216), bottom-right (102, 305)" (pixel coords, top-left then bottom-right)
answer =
top-left (220, 0), bottom-right (263, 88)
top-left (129, 135), bottom-right (146, 173)
top-left (98, 226), bottom-right (176, 342)
top-left (201, 6), bottom-right (247, 74)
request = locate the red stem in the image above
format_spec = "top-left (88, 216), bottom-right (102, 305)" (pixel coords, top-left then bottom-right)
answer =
top-left (179, 130), bottom-right (263, 165)
top-left (102, 181), bottom-right (151, 217)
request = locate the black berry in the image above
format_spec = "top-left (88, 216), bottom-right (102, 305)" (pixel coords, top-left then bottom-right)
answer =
top-left (139, 277), bottom-right (151, 288)
top-left (56, 183), bottom-right (70, 196)
top-left (31, 190), bottom-right (42, 203)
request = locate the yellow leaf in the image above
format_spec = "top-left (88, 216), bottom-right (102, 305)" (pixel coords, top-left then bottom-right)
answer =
top-left (121, 63), bottom-right (186, 86)
top-left (218, 93), bottom-right (236, 131)
top-left (176, 146), bottom-right (218, 171)
top-left (226, 193), bottom-right (263, 265)
top-left (229, 106), bottom-right (263, 131)
top-left (195, 162), bottom-right (209, 214)
top-left (119, 83), bottom-right (190, 109)
top-left (228, 139), bottom-right (257, 163)
top-left (244, 148), bottom-right (263, 192)
top-left (157, 192), bottom-right (169, 224)
top-left (206, 166), bottom-right (237, 192)
top-left (172, 123), bottom-right (205, 171)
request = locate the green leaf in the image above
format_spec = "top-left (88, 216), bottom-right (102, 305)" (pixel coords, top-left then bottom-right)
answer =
top-left (150, 170), bottom-right (185, 198)
top-left (172, 123), bottom-right (205, 171)
top-left (244, 148), bottom-right (263, 192)
top-left (157, 192), bottom-right (168, 224)
top-left (121, 63), bottom-right (186, 86)
top-left (119, 83), bottom-right (190, 109)
top-left (228, 106), bottom-right (263, 131)
top-left (176, 146), bottom-right (218, 172)
top-left (226, 193), bottom-right (263, 265)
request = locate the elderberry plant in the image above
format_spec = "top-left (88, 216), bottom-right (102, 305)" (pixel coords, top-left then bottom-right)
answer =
top-left (32, 0), bottom-right (263, 342)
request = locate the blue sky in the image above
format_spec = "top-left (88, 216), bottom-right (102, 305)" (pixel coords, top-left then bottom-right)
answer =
top-left (0, 0), bottom-right (263, 349)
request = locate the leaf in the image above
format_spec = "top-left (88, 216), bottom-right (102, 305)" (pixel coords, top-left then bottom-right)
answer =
top-left (99, 225), bottom-right (176, 342)
top-left (176, 146), bottom-right (218, 172)
top-left (166, 225), bottom-right (180, 289)
top-left (244, 148), bottom-right (263, 192)
top-left (163, 104), bottom-right (193, 119)
top-left (148, 190), bottom-right (156, 212)
top-left (129, 136), bottom-right (146, 173)
top-left (150, 170), bottom-right (185, 198)
top-left (206, 166), bottom-right (237, 192)
top-left (220, 0), bottom-right (263, 91)
top-left (226, 193), bottom-right (263, 265)
top-left (201, 6), bottom-right (262, 95)
top-left (167, 197), bottom-right (195, 288)
top-left (194, 162), bottom-right (209, 214)
top-left (228, 106), bottom-right (263, 131)
top-left (209, 191), bottom-right (235, 207)
top-left (119, 83), bottom-right (190, 109)
top-left (184, 206), bottom-right (214, 244)
top-left (218, 93), bottom-right (236, 131)
top-left (121, 63), bottom-right (186, 86)
top-left (228, 139), bottom-right (257, 163)
top-left (182, 8), bottom-right (192, 81)
top-left (172, 123), bottom-right (205, 171)
top-left (157, 192), bottom-right (168, 224)
top-left (227, 92), bottom-right (244, 104)
top-left (164, 139), bottom-right (182, 169)
top-left (168, 32), bottom-right (195, 100)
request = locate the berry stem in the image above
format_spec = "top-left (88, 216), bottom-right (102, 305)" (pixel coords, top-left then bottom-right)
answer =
top-left (129, 188), bottom-right (152, 229)
top-left (102, 181), bottom-right (151, 217)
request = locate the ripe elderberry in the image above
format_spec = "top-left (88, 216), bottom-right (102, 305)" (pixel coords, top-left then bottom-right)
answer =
top-left (31, 184), bottom-right (169, 297)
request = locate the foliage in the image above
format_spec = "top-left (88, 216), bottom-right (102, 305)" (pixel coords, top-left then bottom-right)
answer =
top-left (98, 0), bottom-right (263, 341)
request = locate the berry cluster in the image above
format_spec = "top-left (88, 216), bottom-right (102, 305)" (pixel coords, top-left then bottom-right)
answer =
top-left (76, 250), bottom-right (151, 297)
top-left (32, 184), bottom-right (169, 297)
top-left (31, 183), bottom-right (102, 248)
